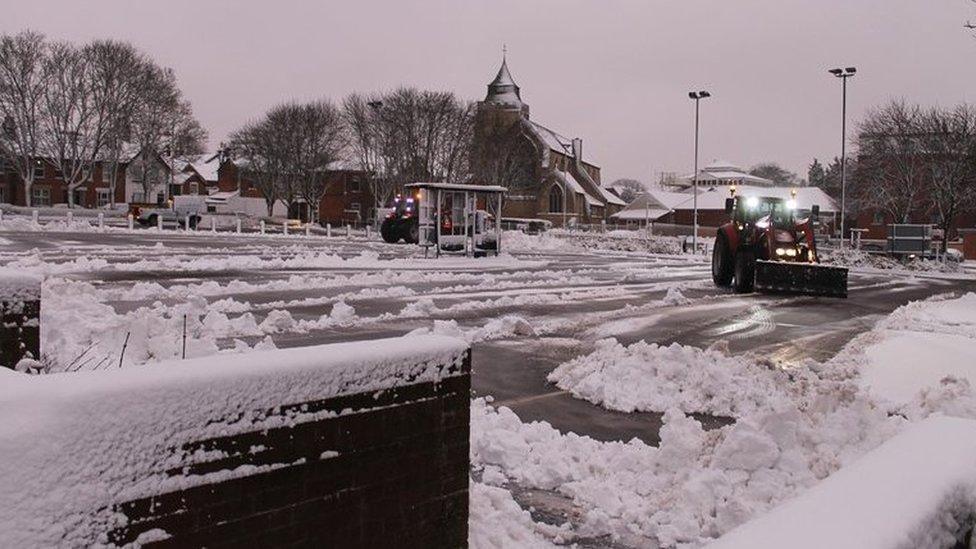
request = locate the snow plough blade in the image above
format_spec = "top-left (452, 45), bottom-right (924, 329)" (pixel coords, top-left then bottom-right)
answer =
top-left (754, 260), bottom-right (848, 298)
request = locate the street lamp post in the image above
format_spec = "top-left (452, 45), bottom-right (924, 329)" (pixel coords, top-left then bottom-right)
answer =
top-left (688, 90), bottom-right (710, 253)
top-left (828, 67), bottom-right (856, 246)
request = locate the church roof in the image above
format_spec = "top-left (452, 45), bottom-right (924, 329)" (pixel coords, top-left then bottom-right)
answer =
top-left (484, 57), bottom-right (522, 108)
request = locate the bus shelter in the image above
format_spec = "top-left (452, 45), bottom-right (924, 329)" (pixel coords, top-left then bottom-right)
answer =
top-left (403, 182), bottom-right (507, 258)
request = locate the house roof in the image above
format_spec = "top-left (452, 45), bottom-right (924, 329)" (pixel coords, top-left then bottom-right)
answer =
top-left (596, 186), bottom-right (627, 206)
top-left (484, 58), bottom-right (522, 108)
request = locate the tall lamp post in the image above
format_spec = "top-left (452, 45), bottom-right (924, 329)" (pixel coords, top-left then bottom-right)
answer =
top-left (688, 90), bottom-right (710, 252)
top-left (828, 67), bottom-right (856, 246)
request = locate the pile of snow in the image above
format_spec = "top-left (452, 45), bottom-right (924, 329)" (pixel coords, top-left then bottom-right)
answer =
top-left (410, 315), bottom-right (537, 344)
top-left (710, 416), bottom-right (976, 549)
top-left (0, 335), bottom-right (469, 547)
top-left (822, 246), bottom-right (961, 273)
top-left (548, 339), bottom-right (786, 417)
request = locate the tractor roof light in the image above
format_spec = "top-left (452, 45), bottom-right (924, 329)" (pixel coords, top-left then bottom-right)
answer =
top-left (746, 196), bottom-right (759, 209)
top-left (729, 185), bottom-right (737, 197)
top-left (786, 199), bottom-right (797, 210)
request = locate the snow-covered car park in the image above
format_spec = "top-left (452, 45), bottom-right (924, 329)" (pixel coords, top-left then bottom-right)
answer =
top-left (2, 222), bottom-right (976, 548)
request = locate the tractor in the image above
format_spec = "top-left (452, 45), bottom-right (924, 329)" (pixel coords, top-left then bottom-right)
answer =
top-left (711, 192), bottom-right (848, 297)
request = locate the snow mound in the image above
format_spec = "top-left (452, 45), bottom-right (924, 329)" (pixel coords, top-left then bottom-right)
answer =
top-left (548, 339), bottom-right (786, 417)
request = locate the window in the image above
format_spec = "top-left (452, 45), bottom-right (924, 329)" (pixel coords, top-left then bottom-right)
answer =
top-left (931, 213), bottom-right (942, 224)
top-left (169, 184), bottom-right (182, 197)
top-left (873, 211), bottom-right (885, 225)
top-left (132, 192), bottom-right (145, 203)
top-left (189, 182), bottom-right (199, 195)
top-left (349, 202), bottom-right (361, 212)
top-left (32, 187), bottom-right (51, 206)
top-left (548, 186), bottom-right (563, 213)
top-left (97, 189), bottom-right (111, 208)
top-left (347, 178), bottom-right (361, 193)
top-left (101, 162), bottom-right (114, 182)
top-left (156, 192), bottom-right (164, 206)
top-left (32, 163), bottom-right (44, 180)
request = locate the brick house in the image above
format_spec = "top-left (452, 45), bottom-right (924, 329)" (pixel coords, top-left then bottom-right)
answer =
top-left (1, 158), bottom-right (125, 208)
top-left (470, 57), bottom-right (626, 226)
top-left (212, 156), bottom-right (371, 223)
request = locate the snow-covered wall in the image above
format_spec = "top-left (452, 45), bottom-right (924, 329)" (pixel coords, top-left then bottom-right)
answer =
top-left (0, 335), bottom-right (470, 547)
top-left (0, 268), bottom-right (41, 368)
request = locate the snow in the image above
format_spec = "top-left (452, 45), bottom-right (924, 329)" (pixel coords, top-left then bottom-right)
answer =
top-left (468, 481), bottom-right (564, 548)
top-left (477, 292), bottom-right (976, 547)
top-left (708, 416), bottom-right (976, 549)
top-left (0, 268), bottom-right (41, 301)
top-left (548, 339), bottom-right (786, 417)
top-left (858, 292), bottom-right (976, 406)
top-left (0, 334), bottom-right (468, 547)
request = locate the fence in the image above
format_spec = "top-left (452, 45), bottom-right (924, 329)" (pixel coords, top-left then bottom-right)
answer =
top-left (0, 335), bottom-right (471, 548)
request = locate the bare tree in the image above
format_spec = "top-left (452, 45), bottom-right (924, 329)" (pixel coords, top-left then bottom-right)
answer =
top-left (343, 88), bottom-right (474, 208)
top-left (0, 30), bottom-right (46, 206)
top-left (85, 40), bottom-right (150, 208)
top-left (128, 65), bottom-right (206, 204)
top-left (37, 41), bottom-right (102, 207)
top-left (228, 114), bottom-right (288, 216)
top-left (291, 100), bottom-right (345, 222)
top-left (920, 104), bottom-right (976, 249)
top-left (854, 101), bottom-right (927, 223)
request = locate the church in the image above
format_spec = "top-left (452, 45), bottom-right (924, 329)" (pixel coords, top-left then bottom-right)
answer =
top-left (470, 57), bottom-right (625, 226)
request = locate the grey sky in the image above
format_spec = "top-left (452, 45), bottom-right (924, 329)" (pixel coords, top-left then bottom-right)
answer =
top-left (3, 0), bottom-right (975, 184)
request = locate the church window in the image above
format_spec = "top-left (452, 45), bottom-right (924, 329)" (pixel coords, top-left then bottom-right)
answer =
top-left (548, 185), bottom-right (563, 213)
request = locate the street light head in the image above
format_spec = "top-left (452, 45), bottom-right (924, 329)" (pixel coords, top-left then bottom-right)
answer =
top-left (700, 91), bottom-right (711, 98)
top-left (688, 92), bottom-right (697, 99)
top-left (845, 67), bottom-right (857, 74)
top-left (828, 68), bottom-right (843, 76)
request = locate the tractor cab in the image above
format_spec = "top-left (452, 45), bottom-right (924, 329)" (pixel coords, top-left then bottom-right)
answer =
top-left (726, 195), bottom-right (797, 228)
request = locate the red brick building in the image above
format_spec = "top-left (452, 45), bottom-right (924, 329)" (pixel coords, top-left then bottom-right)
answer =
top-left (1, 158), bottom-right (126, 208)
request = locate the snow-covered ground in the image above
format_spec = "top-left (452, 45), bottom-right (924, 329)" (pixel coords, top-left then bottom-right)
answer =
top-left (474, 291), bottom-right (976, 547)
top-left (1, 224), bottom-right (975, 547)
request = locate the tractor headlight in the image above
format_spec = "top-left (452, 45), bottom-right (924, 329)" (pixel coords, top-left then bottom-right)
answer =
top-left (786, 199), bottom-right (797, 210)
top-left (746, 196), bottom-right (759, 209)
top-left (775, 247), bottom-right (786, 256)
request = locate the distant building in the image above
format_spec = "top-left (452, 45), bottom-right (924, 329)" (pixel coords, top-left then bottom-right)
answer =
top-left (613, 184), bottom-right (839, 234)
top-left (470, 57), bottom-right (625, 226)
top-left (1, 157), bottom-right (125, 208)
top-left (665, 160), bottom-right (774, 191)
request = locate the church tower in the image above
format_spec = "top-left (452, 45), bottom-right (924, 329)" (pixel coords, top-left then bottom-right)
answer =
top-left (477, 53), bottom-right (530, 132)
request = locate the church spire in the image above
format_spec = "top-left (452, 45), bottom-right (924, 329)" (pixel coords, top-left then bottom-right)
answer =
top-left (485, 50), bottom-right (521, 107)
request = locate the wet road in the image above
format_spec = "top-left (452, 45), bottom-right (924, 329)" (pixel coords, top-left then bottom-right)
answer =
top-left (2, 228), bottom-right (974, 446)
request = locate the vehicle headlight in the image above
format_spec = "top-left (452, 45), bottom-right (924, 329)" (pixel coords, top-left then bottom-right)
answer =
top-left (786, 199), bottom-right (797, 210)
top-left (775, 247), bottom-right (786, 256)
top-left (746, 196), bottom-right (759, 209)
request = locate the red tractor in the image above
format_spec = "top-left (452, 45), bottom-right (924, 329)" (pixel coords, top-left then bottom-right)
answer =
top-left (711, 194), bottom-right (848, 297)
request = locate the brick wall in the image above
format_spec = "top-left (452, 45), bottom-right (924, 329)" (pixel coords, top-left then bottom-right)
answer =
top-left (0, 335), bottom-right (471, 548)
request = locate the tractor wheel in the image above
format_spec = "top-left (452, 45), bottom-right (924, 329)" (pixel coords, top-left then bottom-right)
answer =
top-left (380, 220), bottom-right (400, 243)
top-left (406, 222), bottom-right (420, 244)
top-left (712, 233), bottom-right (734, 287)
top-left (734, 249), bottom-right (756, 294)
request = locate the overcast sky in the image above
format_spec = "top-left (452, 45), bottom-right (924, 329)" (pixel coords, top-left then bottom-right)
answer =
top-left (3, 0), bottom-right (975, 184)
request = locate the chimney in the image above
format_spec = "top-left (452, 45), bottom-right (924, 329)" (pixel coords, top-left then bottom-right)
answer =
top-left (572, 138), bottom-right (582, 166)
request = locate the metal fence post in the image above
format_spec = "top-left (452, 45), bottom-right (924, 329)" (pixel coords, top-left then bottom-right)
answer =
top-left (236, 218), bottom-right (242, 234)
top-left (283, 222), bottom-right (289, 236)
top-left (305, 223), bottom-right (310, 237)
top-left (326, 223), bottom-right (332, 238)
top-left (260, 220), bottom-right (266, 235)
top-left (97, 212), bottom-right (104, 229)
top-left (211, 216), bottom-right (216, 233)
top-left (66, 211), bottom-right (73, 224)
top-left (32, 210), bottom-right (38, 225)
top-left (346, 225), bottom-right (351, 239)
top-left (128, 214), bottom-right (134, 230)
top-left (157, 214), bottom-right (163, 231)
